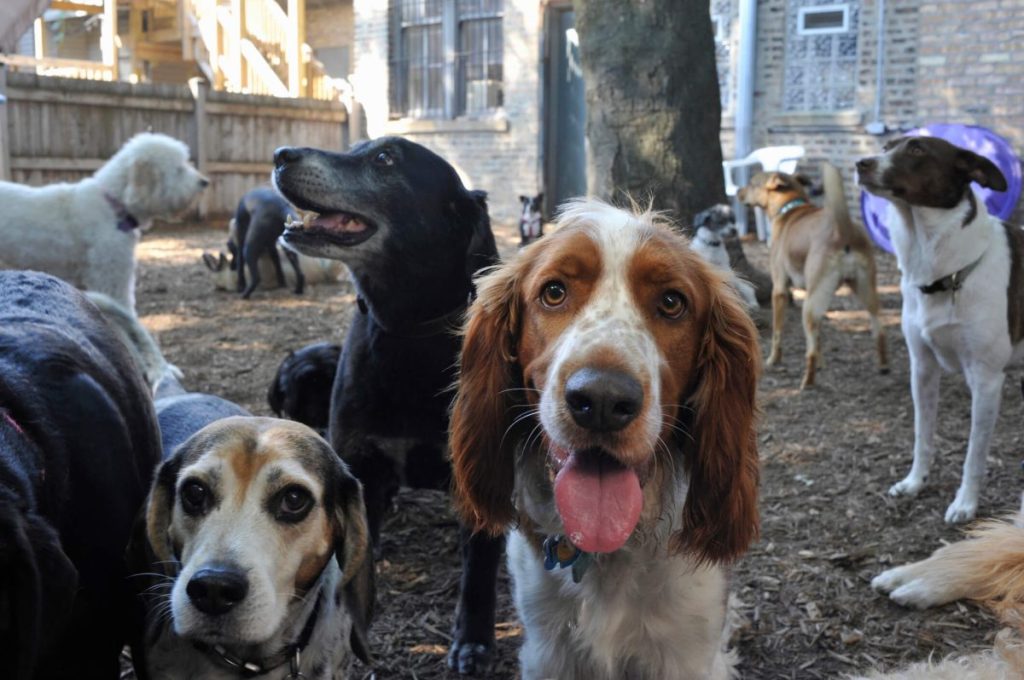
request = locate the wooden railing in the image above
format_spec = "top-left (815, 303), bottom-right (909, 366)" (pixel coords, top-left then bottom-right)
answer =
top-left (184, 0), bottom-right (340, 101)
top-left (0, 54), bottom-right (115, 81)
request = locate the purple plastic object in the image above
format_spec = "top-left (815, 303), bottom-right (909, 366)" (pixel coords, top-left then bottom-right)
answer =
top-left (859, 124), bottom-right (1023, 253)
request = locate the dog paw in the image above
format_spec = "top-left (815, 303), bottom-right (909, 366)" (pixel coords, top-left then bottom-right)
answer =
top-left (945, 496), bottom-right (977, 524)
top-left (887, 579), bottom-right (946, 610)
top-left (871, 566), bottom-right (908, 594)
top-left (447, 640), bottom-right (494, 676)
top-left (766, 352), bottom-right (781, 367)
top-left (888, 476), bottom-right (924, 498)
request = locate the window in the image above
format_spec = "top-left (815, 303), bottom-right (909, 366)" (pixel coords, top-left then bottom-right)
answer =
top-left (389, 0), bottom-right (504, 119)
top-left (710, 0), bottom-right (735, 112)
top-left (797, 4), bottom-right (850, 35)
top-left (783, 0), bottom-right (859, 112)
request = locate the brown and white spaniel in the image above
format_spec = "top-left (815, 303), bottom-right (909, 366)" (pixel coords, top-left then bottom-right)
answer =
top-left (450, 199), bottom-right (761, 679)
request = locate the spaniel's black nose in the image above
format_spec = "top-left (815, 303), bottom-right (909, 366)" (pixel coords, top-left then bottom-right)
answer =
top-left (187, 565), bottom-right (249, 616)
top-left (565, 368), bottom-right (644, 432)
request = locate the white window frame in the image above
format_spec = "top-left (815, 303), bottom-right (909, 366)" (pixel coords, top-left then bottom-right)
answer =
top-left (797, 4), bottom-right (850, 36)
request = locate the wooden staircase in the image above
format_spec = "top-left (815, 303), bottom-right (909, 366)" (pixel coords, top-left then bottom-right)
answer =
top-left (0, 0), bottom-right (340, 100)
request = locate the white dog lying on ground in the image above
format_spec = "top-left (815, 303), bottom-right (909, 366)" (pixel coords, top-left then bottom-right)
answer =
top-left (0, 132), bottom-right (208, 310)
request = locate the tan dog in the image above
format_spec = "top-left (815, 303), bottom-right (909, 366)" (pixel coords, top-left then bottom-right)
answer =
top-left (852, 502), bottom-right (1024, 679)
top-left (137, 416), bottom-right (373, 680)
top-left (739, 163), bottom-right (888, 388)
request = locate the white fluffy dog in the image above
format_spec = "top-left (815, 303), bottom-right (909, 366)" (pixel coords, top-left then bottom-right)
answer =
top-left (0, 132), bottom-right (208, 310)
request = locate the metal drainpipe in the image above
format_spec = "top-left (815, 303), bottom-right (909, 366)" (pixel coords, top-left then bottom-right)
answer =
top-left (868, 0), bottom-right (887, 134)
top-left (733, 0), bottom-right (757, 232)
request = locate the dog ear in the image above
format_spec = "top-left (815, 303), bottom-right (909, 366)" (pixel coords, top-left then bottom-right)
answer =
top-left (201, 252), bottom-right (221, 272)
top-left (266, 353), bottom-right (292, 417)
top-left (123, 156), bottom-right (161, 216)
top-left (144, 449), bottom-right (185, 565)
top-left (450, 260), bottom-right (525, 535)
top-left (329, 461), bottom-right (373, 664)
top-left (957, 150), bottom-right (1008, 192)
top-left (764, 174), bottom-right (788, 192)
top-left (674, 282), bottom-right (761, 564)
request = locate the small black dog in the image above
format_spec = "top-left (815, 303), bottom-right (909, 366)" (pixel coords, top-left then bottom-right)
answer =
top-left (273, 137), bottom-right (503, 674)
top-left (232, 187), bottom-right (305, 299)
top-left (0, 271), bottom-right (162, 679)
top-left (517, 193), bottom-right (544, 246)
top-left (267, 341), bottom-right (342, 434)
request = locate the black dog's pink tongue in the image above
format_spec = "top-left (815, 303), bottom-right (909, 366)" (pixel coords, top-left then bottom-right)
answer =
top-left (554, 450), bottom-right (642, 554)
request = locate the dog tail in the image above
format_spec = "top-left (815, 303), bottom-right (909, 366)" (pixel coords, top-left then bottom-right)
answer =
top-left (85, 292), bottom-right (183, 394)
top-left (821, 161), bottom-right (865, 247)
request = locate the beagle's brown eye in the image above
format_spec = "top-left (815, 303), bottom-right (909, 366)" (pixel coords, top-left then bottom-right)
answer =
top-left (180, 479), bottom-right (210, 516)
top-left (540, 281), bottom-right (567, 308)
top-left (276, 486), bottom-right (313, 523)
top-left (657, 290), bottom-right (687, 319)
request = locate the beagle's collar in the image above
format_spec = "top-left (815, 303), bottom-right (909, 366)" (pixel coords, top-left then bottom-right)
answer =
top-left (543, 534), bottom-right (593, 583)
top-left (103, 192), bottom-right (140, 232)
top-left (356, 291), bottom-right (472, 339)
top-left (918, 253), bottom-right (984, 297)
top-left (193, 590), bottom-right (323, 678)
top-left (775, 198), bottom-right (808, 219)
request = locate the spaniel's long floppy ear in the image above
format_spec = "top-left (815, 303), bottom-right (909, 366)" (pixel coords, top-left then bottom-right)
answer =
top-left (675, 283), bottom-right (761, 564)
top-left (450, 261), bottom-right (523, 535)
top-left (328, 456), bottom-right (373, 664)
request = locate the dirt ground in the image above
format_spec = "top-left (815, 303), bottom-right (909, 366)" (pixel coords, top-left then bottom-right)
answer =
top-left (135, 219), bottom-right (1023, 680)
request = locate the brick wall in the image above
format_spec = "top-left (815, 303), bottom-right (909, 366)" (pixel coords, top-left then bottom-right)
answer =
top-left (351, 0), bottom-right (542, 224)
top-left (724, 0), bottom-right (1024, 226)
top-left (307, 0), bottom-right (354, 78)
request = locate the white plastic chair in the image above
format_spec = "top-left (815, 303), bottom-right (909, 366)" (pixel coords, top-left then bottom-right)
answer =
top-left (723, 145), bottom-right (806, 242)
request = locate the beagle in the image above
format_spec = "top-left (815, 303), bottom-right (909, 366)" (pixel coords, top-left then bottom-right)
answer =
top-left (136, 416), bottom-right (373, 680)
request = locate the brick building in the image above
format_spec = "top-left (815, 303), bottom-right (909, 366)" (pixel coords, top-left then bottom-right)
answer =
top-left (344, 0), bottom-right (1024, 224)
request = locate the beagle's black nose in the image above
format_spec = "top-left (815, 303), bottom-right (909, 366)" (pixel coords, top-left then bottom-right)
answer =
top-left (274, 146), bottom-right (302, 167)
top-left (565, 368), bottom-right (644, 432)
top-left (187, 566), bottom-right (249, 616)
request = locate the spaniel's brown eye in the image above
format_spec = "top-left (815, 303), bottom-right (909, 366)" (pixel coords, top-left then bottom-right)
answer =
top-left (657, 290), bottom-right (687, 319)
top-left (540, 281), bottom-right (567, 308)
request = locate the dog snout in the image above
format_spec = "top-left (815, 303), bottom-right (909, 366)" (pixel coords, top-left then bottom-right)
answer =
top-left (186, 565), bottom-right (250, 616)
top-left (564, 368), bottom-right (644, 433)
top-left (274, 146), bottom-right (303, 168)
top-left (856, 157), bottom-right (877, 174)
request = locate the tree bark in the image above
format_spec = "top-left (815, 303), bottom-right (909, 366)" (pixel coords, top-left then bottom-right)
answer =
top-left (572, 0), bottom-right (725, 227)
top-left (572, 0), bottom-right (770, 305)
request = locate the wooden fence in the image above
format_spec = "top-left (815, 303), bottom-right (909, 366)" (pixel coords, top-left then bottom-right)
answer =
top-left (0, 68), bottom-right (348, 218)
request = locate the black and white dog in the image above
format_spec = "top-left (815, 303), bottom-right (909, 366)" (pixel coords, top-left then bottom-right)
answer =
top-left (232, 187), bottom-right (305, 299)
top-left (273, 137), bottom-right (503, 674)
top-left (518, 193), bottom-right (544, 246)
top-left (858, 136), bottom-right (1024, 523)
top-left (689, 204), bottom-right (759, 309)
top-left (0, 271), bottom-right (162, 679)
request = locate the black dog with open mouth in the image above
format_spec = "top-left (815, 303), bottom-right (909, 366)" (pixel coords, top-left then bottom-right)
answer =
top-left (273, 137), bottom-right (503, 674)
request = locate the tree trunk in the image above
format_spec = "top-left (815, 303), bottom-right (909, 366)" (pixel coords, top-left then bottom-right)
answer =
top-left (572, 0), bottom-right (770, 305)
top-left (572, 0), bottom-right (725, 226)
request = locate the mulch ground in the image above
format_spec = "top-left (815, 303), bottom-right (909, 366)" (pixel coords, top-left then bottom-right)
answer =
top-left (134, 220), bottom-right (1023, 679)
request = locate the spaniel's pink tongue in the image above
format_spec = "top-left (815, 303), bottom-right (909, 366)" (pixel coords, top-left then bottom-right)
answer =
top-left (553, 451), bottom-right (642, 554)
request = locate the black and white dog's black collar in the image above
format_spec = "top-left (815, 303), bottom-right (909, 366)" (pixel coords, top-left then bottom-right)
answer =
top-left (192, 590), bottom-right (323, 678)
top-left (918, 254), bottom-right (984, 296)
